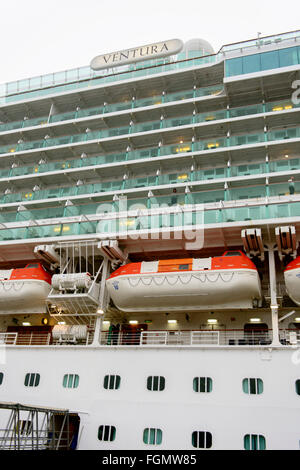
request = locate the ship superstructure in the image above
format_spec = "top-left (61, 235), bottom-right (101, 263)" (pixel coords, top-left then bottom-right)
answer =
top-left (0, 32), bottom-right (299, 450)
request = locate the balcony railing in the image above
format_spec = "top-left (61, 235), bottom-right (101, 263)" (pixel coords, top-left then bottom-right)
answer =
top-left (0, 329), bottom-right (299, 347)
top-left (0, 332), bottom-right (51, 345)
top-left (99, 329), bottom-right (276, 347)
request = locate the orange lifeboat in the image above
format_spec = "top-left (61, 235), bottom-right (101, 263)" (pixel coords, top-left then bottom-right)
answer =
top-left (106, 251), bottom-right (262, 312)
top-left (0, 262), bottom-right (52, 314)
top-left (284, 257), bottom-right (300, 306)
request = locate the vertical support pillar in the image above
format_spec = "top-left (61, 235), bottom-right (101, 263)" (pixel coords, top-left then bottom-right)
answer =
top-left (268, 246), bottom-right (281, 346)
top-left (92, 258), bottom-right (109, 346)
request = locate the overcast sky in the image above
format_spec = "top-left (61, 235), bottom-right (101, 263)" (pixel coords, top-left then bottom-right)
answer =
top-left (1, 0), bottom-right (299, 85)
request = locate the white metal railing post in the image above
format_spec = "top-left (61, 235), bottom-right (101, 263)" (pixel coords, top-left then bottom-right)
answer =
top-left (140, 331), bottom-right (144, 345)
top-left (267, 245), bottom-right (281, 346)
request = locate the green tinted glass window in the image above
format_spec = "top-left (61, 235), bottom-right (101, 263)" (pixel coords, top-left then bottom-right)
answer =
top-left (193, 377), bottom-right (213, 393)
top-left (244, 434), bottom-right (266, 450)
top-left (63, 374), bottom-right (79, 388)
top-left (24, 373), bottom-right (40, 387)
top-left (192, 431), bottom-right (212, 449)
top-left (147, 376), bottom-right (165, 391)
top-left (143, 428), bottom-right (162, 445)
top-left (103, 375), bottom-right (121, 390)
top-left (243, 378), bottom-right (263, 394)
top-left (98, 425), bottom-right (116, 442)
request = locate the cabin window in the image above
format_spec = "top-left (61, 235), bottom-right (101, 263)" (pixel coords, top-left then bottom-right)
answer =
top-left (192, 431), bottom-right (212, 449)
top-left (0, 372), bottom-right (3, 385)
top-left (295, 380), bottom-right (300, 395)
top-left (224, 251), bottom-right (242, 256)
top-left (244, 434), bottom-right (266, 450)
top-left (147, 376), bottom-right (165, 391)
top-left (103, 375), bottom-right (121, 390)
top-left (143, 428), bottom-right (162, 445)
top-left (24, 373), bottom-right (40, 387)
top-left (193, 377), bottom-right (213, 393)
top-left (98, 425), bottom-right (116, 442)
top-left (26, 264), bottom-right (39, 268)
top-left (63, 374), bottom-right (79, 389)
top-left (242, 378), bottom-right (263, 394)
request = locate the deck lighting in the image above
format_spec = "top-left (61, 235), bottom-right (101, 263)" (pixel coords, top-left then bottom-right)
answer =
top-left (58, 321), bottom-right (66, 325)
top-left (129, 320), bottom-right (138, 324)
top-left (168, 320), bottom-right (177, 324)
top-left (207, 319), bottom-right (218, 324)
top-left (250, 318), bottom-right (262, 323)
top-left (22, 322), bottom-right (31, 326)
top-left (97, 308), bottom-right (104, 314)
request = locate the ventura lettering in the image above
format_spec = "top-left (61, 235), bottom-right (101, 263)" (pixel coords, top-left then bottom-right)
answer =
top-left (90, 39), bottom-right (183, 71)
top-left (102, 43), bottom-right (169, 65)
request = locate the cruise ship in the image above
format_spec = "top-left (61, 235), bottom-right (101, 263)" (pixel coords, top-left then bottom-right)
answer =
top-left (0, 31), bottom-right (300, 450)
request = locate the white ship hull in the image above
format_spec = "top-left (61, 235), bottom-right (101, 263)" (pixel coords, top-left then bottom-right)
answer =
top-left (0, 280), bottom-right (51, 314)
top-left (0, 346), bottom-right (299, 450)
top-left (106, 269), bottom-right (262, 311)
top-left (284, 267), bottom-right (300, 306)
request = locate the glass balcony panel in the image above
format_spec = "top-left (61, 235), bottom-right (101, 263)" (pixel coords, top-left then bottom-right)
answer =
top-left (269, 203), bottom-right (290, 218)
top-left (265, 100), bottom-right (296, 112)
top-left (229, 133), bottom-right (264, 146)
top-left (50, 111), bottom-right (76, 123)
top-left (126, 198), bottom-right (148, 211)
top-left (270, 160), bottom-right (290, 172)
top-left (78, 221), bottom-right (98, 235)
top-left (193, 190), bottom-right (224, 204)
top-left (0, 168), bottom-right (11, 178)
top-left (4, 193), bottom-right (22, 203)
top-left (0, 212), bottom-right (18, 223)
top-left (229, 104), bottom-right (263, 117)
top-left (204, 209), bottom-right (219, 223)
top-left (269, 183), bottom-right (290, 197)
top-left (152, 194), bottom-right (185, 207)
top-left (229, 186), bottom-right (266, 200)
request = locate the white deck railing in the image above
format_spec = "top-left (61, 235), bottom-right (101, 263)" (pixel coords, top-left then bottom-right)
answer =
top-left (99, 329), bottom-right (275, 346)
top-left (0, 329), bottom-right (298, 347)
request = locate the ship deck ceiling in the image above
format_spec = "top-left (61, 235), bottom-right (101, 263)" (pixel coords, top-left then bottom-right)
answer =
top-left (0, 218), bottom-right (300, 265)
top-left (225, 67), bottom-right (300, 104)
top-left (0, 62), bottom-right (225, 120)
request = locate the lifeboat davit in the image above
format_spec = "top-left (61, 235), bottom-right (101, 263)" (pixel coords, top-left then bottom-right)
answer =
top-left (0, 263), bottom-right (52, 314)
top-left (106, 251), bottom-right (262, 312)
top-left (284, 257), bottom-right (300, 306)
